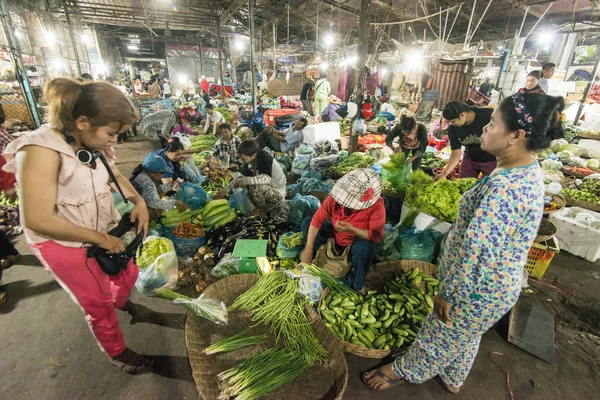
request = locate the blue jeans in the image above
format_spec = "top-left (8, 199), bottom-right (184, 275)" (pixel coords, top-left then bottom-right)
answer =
top-left (301, 217), bottom-right (379, 290)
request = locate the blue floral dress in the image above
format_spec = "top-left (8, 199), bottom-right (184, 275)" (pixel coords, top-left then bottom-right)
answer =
top-left (392, 162), bottom-right (544, 387)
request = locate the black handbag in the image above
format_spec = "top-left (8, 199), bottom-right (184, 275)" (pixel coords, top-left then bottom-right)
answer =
top-left (87, 213), bottom-right (145, 276)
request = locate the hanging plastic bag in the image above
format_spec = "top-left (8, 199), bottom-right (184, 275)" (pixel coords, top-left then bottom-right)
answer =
top-left (229, 188), bottom-right (255, 215)
top-left (276, 231), bottom-right (305, 259)
top-left (173, 295), bottom-right (228, 325)
top-left (352, 116), bottom-right (366, 134)
top-left (163, 227), bottom-right (206, 258)
top-left (210, 253), bottom-right (240, 279)
top-left (288, 194), bottom-right (321, 229)
top-left (173, 133), bottom-right (192, 150)
top-left (175, 182), bottom-right (211, 210)
top-left (135, 236), bottom-right (179, 296)
top-left (184, 157), bottom-right (207, 185)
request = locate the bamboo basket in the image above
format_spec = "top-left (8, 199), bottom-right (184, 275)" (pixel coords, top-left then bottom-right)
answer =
top-left (308, 260), bottom-right (438, 359)
top-left (564, 196), bottom-right (600, 212)
top-left (185, 274), bottom-right (348, 400)
top-left (535, 218), bottom-right (558, 243)
top-left (577, 130), bottom-right (600, 140)
top-left (543, 194), bottom-right (566, 215)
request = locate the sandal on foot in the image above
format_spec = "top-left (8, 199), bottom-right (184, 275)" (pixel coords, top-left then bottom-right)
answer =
top-left (0, 291), bottom-right (6, 306)
top-left (1, 254), bottom-right (21, 270)
top-left (361, 368), bottom-right (405, 392)
top-left (109, 349), bottom-right (154, 374)
top-left (434, 376), bottom-right (460, 394)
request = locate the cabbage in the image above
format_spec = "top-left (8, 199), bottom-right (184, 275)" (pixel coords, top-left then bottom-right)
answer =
top-left (565, 156), bottom-right (586, 167)
top-left (550, 139), bottom-right (569, 153)
top-left (588, 159), bottom-right (600, 169)
top-left (541, 159), bottom-right (563, 172)
top-left (536, 148), bottom-right (554, 159)
top-left (560, 144), bottom-right (586, 157)
top-left (557, 150), bottom-right (574, 161)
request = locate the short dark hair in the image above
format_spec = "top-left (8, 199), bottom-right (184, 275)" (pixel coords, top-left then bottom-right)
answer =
top-left (298, 117), bottom-right (308, 128)
top-left (498, 93), bottom-right (565, 151)
top-left (399, 115), bottom-right (416, 132)
top-left (219, 123), bottom-right (231, 132)
top-left (442, 101), bottom-right (472, 120)
top-left (164, 136), bottom-right (185, 152)
top-left (81, 73), bottom-right (93, 81)
top-left (542, 62), bottom-right (556, 71)
top-left (206, 104), bottom-right (214, 110)
top-left (527, 70), bottom-right (541, 79)
top-left (238, 139), bottom-right (259, 156)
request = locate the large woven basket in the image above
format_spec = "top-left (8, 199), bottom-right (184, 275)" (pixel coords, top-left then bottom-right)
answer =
top-left (308, 260), bottom-right (438, 359)
top-left (564, 196), bottom-right (600, 212)
top-left (185, 274), bottom-right (348, 400)
top-left (543, 194), bottom-right (566, 215)
top-left (535, 218), bottom-right (557, 243)
top-left (577, 130), bottom-right (600, 140)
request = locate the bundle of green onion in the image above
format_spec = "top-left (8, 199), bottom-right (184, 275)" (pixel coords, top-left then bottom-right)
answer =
top-left (230, 271), bottom-right (328, 365)
top-left (301, 263), bottom-right (360, 301)
top-left (217, 347), bottom-right (309, 400)
top-left (204, 330), bottom-right (268, 355)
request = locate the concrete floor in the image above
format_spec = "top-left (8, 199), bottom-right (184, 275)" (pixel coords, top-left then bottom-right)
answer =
top-left (1, 140), bottom-right (599, 400)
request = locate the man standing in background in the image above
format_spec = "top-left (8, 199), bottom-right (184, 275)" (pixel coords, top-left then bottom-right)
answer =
top-left (539, 63), bottom-right (556, 93)
top-left (314, 73), bottom-right (331, 115)
top-left (163, 77), bottom-right (172, 98)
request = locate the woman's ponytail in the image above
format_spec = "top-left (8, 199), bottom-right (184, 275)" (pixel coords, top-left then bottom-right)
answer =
top-left (44, 78), bottom-right (83, 131)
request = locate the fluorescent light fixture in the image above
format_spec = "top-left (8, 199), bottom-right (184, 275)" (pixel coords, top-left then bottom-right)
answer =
top-left (128, 44), bottom-right (139, 51)
top-left (323, 32), bottom-right (335, 48)
top-left (320, 61), bottom-right (329, 71)
top-left (46, 30), bottom-right (57, 46)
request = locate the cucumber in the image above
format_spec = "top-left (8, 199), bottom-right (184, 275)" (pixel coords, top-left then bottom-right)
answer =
top-left (424, 294), bottom-right (434, 308)
top-left (359, 316), bottom-right (376, 325)
top-left (358, 328), bottom-right (375, 342)
top-left (329, 297), bottom-right (342, 308)
top-left (379, 309), bottom-right (391, 322)
top-left (350, 338), bottom-right (366, 347)
top-left (357, 333), bottom-right (374, 348)
top-left (383, 315), bottom-right (399, 328)
top-left (367, 321), bottom-right (382, 329)
top-left (394, 337), bottom-right (405, 348)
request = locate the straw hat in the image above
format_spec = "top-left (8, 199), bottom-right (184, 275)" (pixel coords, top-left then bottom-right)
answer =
top-left (331, 169), bottom-right (382, 210)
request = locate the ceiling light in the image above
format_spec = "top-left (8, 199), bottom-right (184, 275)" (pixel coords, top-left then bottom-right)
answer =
top-left (45, 30), bottom-right (57, 46)
top-left (405, 51), bottom-right (423, 70)
top-left (323, 32), bottom-right (335, 48)
top-left (128, 45), bottom-right (139, 51)
top-left (235, 39), bottom-right (244, 51)
top-left (320, 61), bottom-right (329, 71)
top-left (177, 74), bottom-right (188, 84)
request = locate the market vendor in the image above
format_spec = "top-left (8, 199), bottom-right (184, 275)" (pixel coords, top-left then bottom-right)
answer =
top-left (215, 140), bottom-right (286, 212)
top-left (428, 116), bottom-right (450, 144)
top-left (300, 169), bottom-right (385, 292)
top-left (300, 81), bottom-right (316, 116)
top-left (521, 70), bottom-right (546, 95)
top-left (141, 109), bottom-right (189, 147)
top-left (131, 154), bottom-right (188, 219)
top-left (319, 95), bottom-right (342, 122)
top-left (361, 92), bottom-right (564, 394)
top-left (385, 115), bottom-right (428, 170)
top-left (3, 77), bottom-right (152, 373)
top-left (208, 124), bottom-right (242, 169)
top-left (379, 96), bottom-right (397, 120)
top-left (203, 104), bottom-right (224, 135)
top-left (153, 137), bottom-right (185, 182)
top-left (257, 117), bottom-right (307, 154)
top-left (435, 101), bottom-right (495, 180)
top-left (147, 77), bottom-right (161, 98)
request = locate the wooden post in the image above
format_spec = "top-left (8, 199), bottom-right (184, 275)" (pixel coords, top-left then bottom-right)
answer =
top-left (249, 0), bottom-right (257, 112)
top-left (272, 22), bottom-right (276, 72)
top-left (216, 16), bottom-right (225, 96)
top-left (63, 0), bottom-right (82, 76)
top-left (349, 0), bottom-right (372, 154)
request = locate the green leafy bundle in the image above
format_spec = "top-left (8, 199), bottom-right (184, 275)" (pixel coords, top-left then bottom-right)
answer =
top-left (405, 178), bottom-right (476, 222)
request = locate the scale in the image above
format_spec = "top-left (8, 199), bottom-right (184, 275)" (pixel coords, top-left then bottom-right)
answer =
top-left (232, 239), bottom-right (270, 274)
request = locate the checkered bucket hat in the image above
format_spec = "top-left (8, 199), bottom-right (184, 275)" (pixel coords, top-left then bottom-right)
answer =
top-left (331, 168), bottom-right (382, 210)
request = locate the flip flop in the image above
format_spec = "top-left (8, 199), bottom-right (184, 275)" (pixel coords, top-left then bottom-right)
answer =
top-left (434, 376), bottom-right (460, 394)
top-left (109, 349), bottom-right (154, 375)
top-left (361, 368), bottom-right (405, 392)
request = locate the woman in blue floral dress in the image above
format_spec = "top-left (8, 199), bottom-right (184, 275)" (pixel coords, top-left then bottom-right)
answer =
top-left (362, 92), bottom-right (565, 393)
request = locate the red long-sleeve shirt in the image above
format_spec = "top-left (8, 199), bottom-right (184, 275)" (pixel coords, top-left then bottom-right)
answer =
top-left (310, 195), bottom-right (386, 247)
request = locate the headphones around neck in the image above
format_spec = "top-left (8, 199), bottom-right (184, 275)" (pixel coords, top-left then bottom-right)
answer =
top-left (62, 129), bottom-right (101, 165)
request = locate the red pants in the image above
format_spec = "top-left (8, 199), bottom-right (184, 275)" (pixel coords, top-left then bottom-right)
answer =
top-left (31, 240), bottom-right (139, 357)
top-left (459, 153), bottom-right (496, 179)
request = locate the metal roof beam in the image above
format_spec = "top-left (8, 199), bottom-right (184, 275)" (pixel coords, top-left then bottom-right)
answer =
top-left (220, 0), bottom-right (247, 24)
top-left (503, 0), bottom-right (546, 19)
top-left (319, 0), bottom-right (360, 16)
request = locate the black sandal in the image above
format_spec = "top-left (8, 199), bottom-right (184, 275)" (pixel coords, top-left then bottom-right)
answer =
top-left (109, 348), bottom-right (154, 374)
top-left (361, 368), bottom-right (406, 392)
top-left (434, 376), bottom-right (460, 394)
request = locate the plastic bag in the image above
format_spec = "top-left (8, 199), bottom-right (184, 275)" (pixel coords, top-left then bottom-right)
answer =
top-left (173, 133), bottom-right (192, 150)
top-left (267, 200), bottom-right (290, 224)
top-left (163, 227), bottom-right (206, 258)
top-left (396, 227), bottom-right (443, 263)
top-left (288, 194), bottom-right (321, 229)
top-left (276, 155), bottom-right (292, 174)
top-left (175, 182), bottom-right (211, 210)
top-left (352, 117), bottom-right (366, 134)
top-left (314, 140), bottom-right (339, 155)
top-left (292, 153), bottom-right (314, 176)
top-left (299, 276), bottom-right (323, 303)
top-left (300, 170), bottom-right (322, 181)
top-left (297, 144), bottom-right (316, 155)
top-left (210, 253), bottom-right (240, 279)
top-left (173, 295), bottom-right (228, 325)
top-left (301, 178), bottom-right (332, 195)
top-left (276, 231), bottom-right (305, 259)
top-left (184, 157), bottom-right (207, 185)
top-left (135, 236), bottom-right (178, 296)
top-left (113, 192), bottom-right (134, 217)
top-left (379, 224), bottom-right (401, 261)
top-left (229, 188), bottom-right (255, 215)
top-left (310, 154), bottom-right (340, 176)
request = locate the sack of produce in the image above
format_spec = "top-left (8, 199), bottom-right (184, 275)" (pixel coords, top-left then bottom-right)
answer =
top-left (267, 200), bottom-right (290, 224)
top-left (309, 154), bottom-right (340, 176)
top-left (300, 170), bottom-right (322, 181)
top-left (164, 222), bottom-right (206, 258)
top-left (276, 154), bottom-right (292, 174)
top-left (210, 253), bottom-right (240, 279)
top-left (301, 178), bottom-right (332, 195)
top-left (379, 224), bottom-right (401, 261)
top-left (396, 227), bottom-right (443, 263)
top-left (229, 188), bottom-right (255, 215)
top-left (155, 289), bottom-right (228, 325)
top-left (184, 157), bottom-right (207, 185)
top-left (286, 183), bottom-right (302, 199)
top-left (176, 182), bottom-right (211, 210)
top-left (135, 236), bottom-right (179, 296)
top-left (276, 231), bottom-right (305, 259)
top-left (382, 152), bottom-right (412, 191)
top-left (314, 139), bottom-right (339, 155)
top-left (288, 194), bottom-right (321, 229)
top-left (292, 153), bottom-right (314, 176)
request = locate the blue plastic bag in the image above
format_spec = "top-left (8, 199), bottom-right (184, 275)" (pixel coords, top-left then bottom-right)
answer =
top-left (163, 227), bottom-right (206, 258)
top-left (184, 157), bottom-right (207, 185)
top-left (396, 227), bottom-right (443, 263)
top-left (175, 182), bottom-right (211, 210)
top-left (229, 188), bottom-right (254, 215)
top-left (301, 179), bottom-right (331, 195)
top-left (276, 232), bottom-right (305, 259)
top-left (288, 194), bottom-right (321, 229)
top-left (378, 224), bottom-right (401, 261)
top-left (300, 170), bottom-right (322, 181)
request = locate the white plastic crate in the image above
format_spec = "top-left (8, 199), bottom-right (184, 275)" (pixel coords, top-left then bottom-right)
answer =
top-left (400, 204), bottom-right (452, 234)
top-left (302, 122), bottom-right (341, 144)
top-left (548, 207), bottom-right (600, 263)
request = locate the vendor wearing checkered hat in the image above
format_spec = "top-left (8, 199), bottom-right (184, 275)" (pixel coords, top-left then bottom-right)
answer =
top-left (300, 169), bottom-right (386, 292)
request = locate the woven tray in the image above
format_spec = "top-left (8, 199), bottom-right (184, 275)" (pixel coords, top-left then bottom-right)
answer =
top-left (535, 218), bottom-right (557, 243)
top-left (185, 274), bottom-right (348, 400)
top-left (308, 260), bottom-right (438, 359)
top-left (564, 196), bottom-right (600, 212)
top-left (577, 130), bottom-right (600, 140)
top-left (543, 194), bottom-right (566, 215)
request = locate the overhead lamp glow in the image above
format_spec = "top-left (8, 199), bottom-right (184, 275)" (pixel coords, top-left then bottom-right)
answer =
top-left (320, 61), bottom-right (329, 71)
top-left (128, 44), bottom-right (139, 51)
top-left (98, 62), bottom-right (108, 73)
top-left (497, 45), bottom-right (503, 50)
top-left (80, 31), bottom-right (93, 44)
top-left (340, 54), bottom-right (358, 66)
top-left (177, 74), bottom-right (188, 84)
top-left (45, 30), bottom-right (57, 46)
top-left (323, 32), bottom-right (335, 48)
top-left (405, 51), bottom-right (423, 70)
top-left (235, 39), bottom-right (245, 51)
top-left (50, 58), bottom-right (65, 71)
top-left (536, 29), bottom-right (555, 46)
top-left (380, 67), bottom-right (388, 77)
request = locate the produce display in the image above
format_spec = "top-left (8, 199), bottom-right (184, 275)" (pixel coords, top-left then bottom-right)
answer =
top-left (421, 152), bottom-right (447, 171)
top-left (192, 151), bottom-right (211, 168)
top-left (214, 107), bottom-right (233, 124)
top-left (204, 330), bottom-right (268, 355)
top-left (405, 178), bottom-right (477, 222)
top-left (281, 231), bottom-right (304, 248)
top-left (136, 237), bottom-right (174, 269)
top-left (563, 166), bottom-right (597, 177)
top-left (382, 152), bottom-right (411, 192)
top-left (202, 199), bottom-right (237, 230)
top-left (160, 208), bottom-right (194, 226)
top-left (202, 166), bottom-right (234, 195)
top-left (155, 288), bottom-right (227, 324)
top-left (172, 222), bottom-right (205, 238)
top-left (329, 152), bottom-right (375, 177)
top-left (562, 179), bottom-right (600, 205)
top-left (0, 193), bottom-right (18, 208)
top-left (319, 267), bottom-right (440, 350)
top-left (176, 248), bottom-right (218, 293)
top-left (190, 134), bottom-right (218, 151)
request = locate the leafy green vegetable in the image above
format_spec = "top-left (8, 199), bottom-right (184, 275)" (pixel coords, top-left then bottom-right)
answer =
top-left (410, 169), bottom-right (433, 186)
top-left (136, 237), bottom-right (175, 270)
top-left (382, 152), bottom-right (411, 190)
top-left (329, 152), bottom-right (375, 176)
top-left (405, 178), bottom-right (477, 222)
